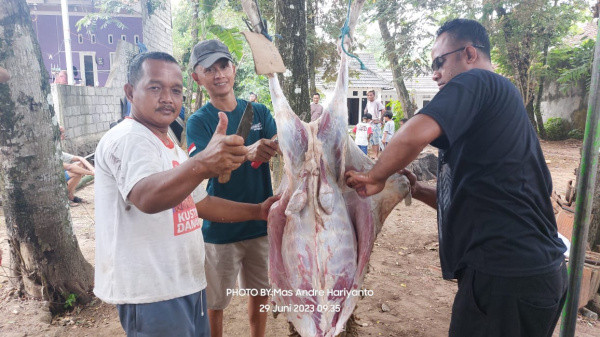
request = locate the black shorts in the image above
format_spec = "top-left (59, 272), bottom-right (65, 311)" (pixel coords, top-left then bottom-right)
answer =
top-left (449, 262), bottom-right (567, 337)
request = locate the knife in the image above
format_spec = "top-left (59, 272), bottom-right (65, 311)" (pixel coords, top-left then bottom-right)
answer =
top-left (218, 102), bottom-right (254, 184)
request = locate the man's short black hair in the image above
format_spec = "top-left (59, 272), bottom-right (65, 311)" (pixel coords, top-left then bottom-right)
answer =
top-left (363, 113), bottom-right (372, 120)
top-left (128, 52), bottom-right (179, 86)
top-left (313, 93), bottom-right (320, 97)
top-left (436, 19), bottom-right (491, 59)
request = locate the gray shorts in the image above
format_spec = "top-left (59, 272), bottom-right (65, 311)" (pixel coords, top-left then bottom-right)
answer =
top-left (117, 289), bottom-right (209, 337)
top-left (204, 236), bottom-right (270, 310)
top-left (370, 123), bottom-right (382, 145)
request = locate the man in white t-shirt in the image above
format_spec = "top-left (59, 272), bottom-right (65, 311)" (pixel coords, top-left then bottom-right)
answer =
top-left (94, 52), bottom-right (278, 337)
top-left (364, 90), bottom-right (385, 158)
top-left (352, 113), bottom-right (372, 155)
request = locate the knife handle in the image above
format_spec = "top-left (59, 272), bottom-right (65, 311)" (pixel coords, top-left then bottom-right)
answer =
top-left (251, 161), bottom-right (262, 169)
top-left (218, 172), bottom-right (231, 184)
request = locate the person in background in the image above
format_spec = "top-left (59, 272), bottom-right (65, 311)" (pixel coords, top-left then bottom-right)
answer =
top-left (400, 118), bottom-right (408, 127)
top-left (346, 18), bottom-right (567, 337)
top-left (352, 113), bottom-right (372, 155)
top-left (381, 112), bottom-right (395, 150)
top-left (60, 126), bottom-right (95, 204)
top-left (93, 51), bottom-right (278, 337)
top-left (54, 70), bottom-right (68, 84)
top-left (364, 90), bottom-right (385, 158)
top-left (248, 92), bottom-right (258, 103)
top-left (187, 39), bottom-right (278, 337)
top-left (0, 66), bottom-right (10, 83)
top-left (310, 92), bottom-right (324, 121)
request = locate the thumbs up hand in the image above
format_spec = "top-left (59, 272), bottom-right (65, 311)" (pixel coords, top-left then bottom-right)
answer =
top-left (193, 112), bottom-right (248, 178)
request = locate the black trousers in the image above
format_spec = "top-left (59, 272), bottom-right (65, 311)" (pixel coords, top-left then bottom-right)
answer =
top-left (449, 262), bottom-right (568, 337)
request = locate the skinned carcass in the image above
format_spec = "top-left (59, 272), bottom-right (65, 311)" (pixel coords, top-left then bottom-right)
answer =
top-left (267, 50), bottom-right (411, 336)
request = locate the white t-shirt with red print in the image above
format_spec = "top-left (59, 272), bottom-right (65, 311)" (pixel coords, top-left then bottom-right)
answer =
top-left (94, 118), bottom-right (208, 304)
top-left (353, 122), bottom-right (372, 146)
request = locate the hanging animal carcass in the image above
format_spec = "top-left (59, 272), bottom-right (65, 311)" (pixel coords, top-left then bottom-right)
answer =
top-left (266, 49), bottom-right (411, 337)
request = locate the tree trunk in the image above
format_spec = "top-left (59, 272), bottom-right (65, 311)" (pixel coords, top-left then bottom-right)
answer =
top-left (378, 19), bottom-right (417, 118)
top-left (183, 0), bottom-right (201, 147)
top-left (0, 0), bottom-right (93, 313)
top-left (534, 50), bottom-right (547, 139)
top-left (525, 97), bottom-right (536, 132)
top-left (275, 0), bottom-right (310, 122)
top-left (306, 0), bottom-right (317, 97)
top-left (187, 0), bottom-right (200, 116)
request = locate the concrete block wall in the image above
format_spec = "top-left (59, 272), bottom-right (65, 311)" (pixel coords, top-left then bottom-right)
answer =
top-left (540, 80), bottom-right (587, 131)
top-left (142, 0), bottom-right (174, 53)
top-left (52, 84), bottom-right (122, 156)
top-left (105, 40), bottom-right (139, 89)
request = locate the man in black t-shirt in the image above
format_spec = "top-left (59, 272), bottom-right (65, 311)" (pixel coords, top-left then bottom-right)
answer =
top-left (346, 19), bottom-right (567, 337)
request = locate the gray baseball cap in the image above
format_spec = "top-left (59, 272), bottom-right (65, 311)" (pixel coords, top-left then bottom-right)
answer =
top-left (190, 39), bottom-right (233, 70)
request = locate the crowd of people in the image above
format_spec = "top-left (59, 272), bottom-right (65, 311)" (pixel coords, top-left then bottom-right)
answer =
top-left (10, 17), bottom-right (566, 337)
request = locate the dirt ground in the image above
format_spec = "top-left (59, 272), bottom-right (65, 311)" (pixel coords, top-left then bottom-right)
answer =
top-left (0, 139), bottom-right (599, 337)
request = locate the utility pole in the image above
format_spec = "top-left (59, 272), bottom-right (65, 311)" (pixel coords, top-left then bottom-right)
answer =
top-left (60, 0), bottom-right (74, 84)
top-left (559, 2), bottom-right (600, 336)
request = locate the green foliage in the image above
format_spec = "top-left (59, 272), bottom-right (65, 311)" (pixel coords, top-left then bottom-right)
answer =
top-left (172, 0), bottom-right (273, 111)
top-left (546, 38), bottom-right (594, 94)
top-left (209, 26), bottom-right (244, 61)
top-left (75, 0), bottom-right (132, 33)
top-left (544, 117), bottom-right (569, 141)
top-left (386, 100), bottom-right (404, 130)
top-left (172, 0), bottom-right (243, 66)
top-left (484, 0), bottom-right (587, 100)
top-left (146, 0), bottom-right (166, 16)
top-left (369, 0), bottom-right (436, 78)
top-left (568, 128), bottom-right (584, 140)
top-left (233, 65), bottom-right (273, 112)
top-left (64, 293), bottom-right (77, 309)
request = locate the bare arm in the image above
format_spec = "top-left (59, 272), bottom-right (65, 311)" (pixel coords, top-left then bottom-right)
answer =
top-left (129, 112), bottom-right (247, 214)
top-left (64, 162), bottom-right (94, 176)
top-left (399, 169), bottom-right (437, 209)
top-left (346, 114), bottom-right (443, 197)
top-left (72, 156), bottom-right (95, 174)
top-left (196, 194), bottom-right (279, 223)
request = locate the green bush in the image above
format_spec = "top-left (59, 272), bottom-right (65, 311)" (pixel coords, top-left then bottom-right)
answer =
top-left (385, 100), bottom-right (405, 130)
top-left (568, 129), bottom-right (584, 140)
top-left (544, 117), bottom-right (569, 141)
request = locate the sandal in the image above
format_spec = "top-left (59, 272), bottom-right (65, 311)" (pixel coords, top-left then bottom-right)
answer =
top-left (70, 196), bottom-right (84, 203)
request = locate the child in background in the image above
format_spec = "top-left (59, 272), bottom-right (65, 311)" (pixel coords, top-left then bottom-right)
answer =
top-left (353, 113), bottom-right (372, 155)
top-left (382, 112), bottom-right (395, 150)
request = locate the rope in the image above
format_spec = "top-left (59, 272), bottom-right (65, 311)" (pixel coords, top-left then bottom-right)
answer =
top-left (249, 0), bottom-right (276, 42)
top-left (339, 0), bottom-right (366, 70)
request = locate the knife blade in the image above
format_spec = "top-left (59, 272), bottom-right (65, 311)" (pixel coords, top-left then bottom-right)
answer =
top-left (218, 102), bottom-right (254, 184)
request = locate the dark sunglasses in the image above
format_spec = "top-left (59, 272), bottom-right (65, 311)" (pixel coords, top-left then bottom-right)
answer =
top-left (431, 45), bottom-right (484, 72)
